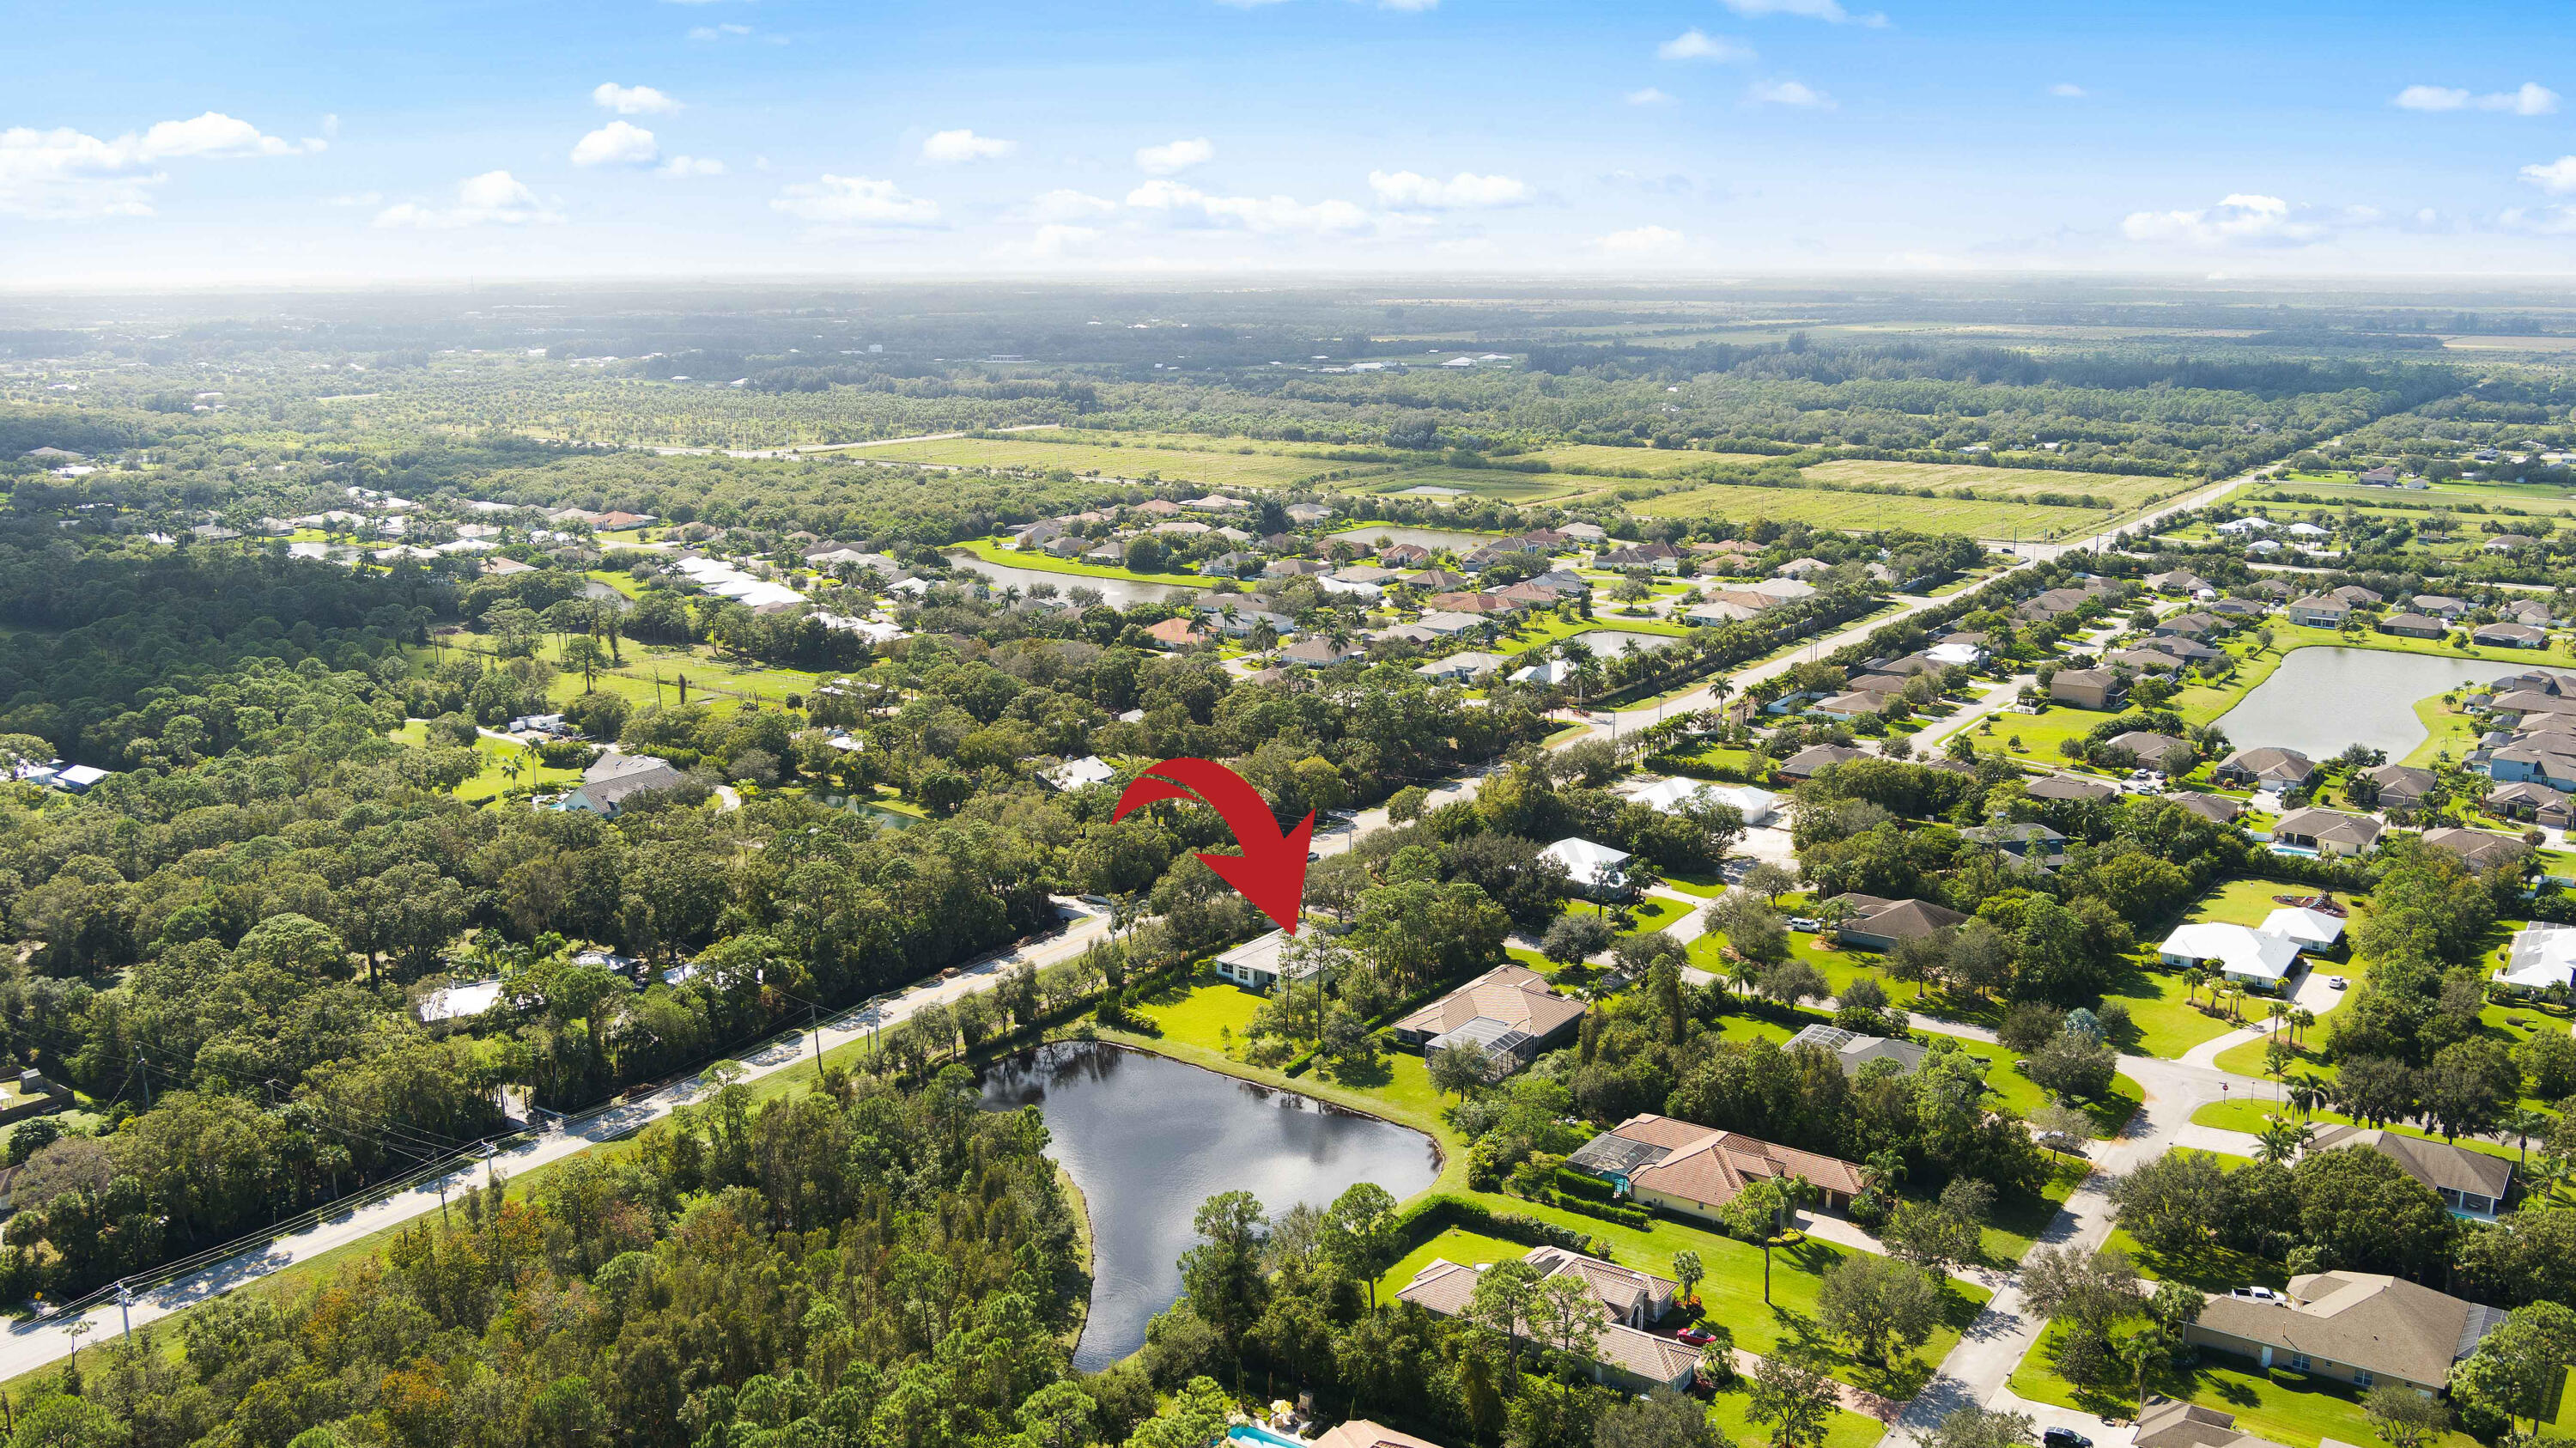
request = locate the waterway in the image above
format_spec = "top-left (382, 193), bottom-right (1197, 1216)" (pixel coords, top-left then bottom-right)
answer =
top-left (2214, 646), bottom-right (2519, 762)
top-left (979, 1041), bottom-right (1438, 1371)
top-left (945, 551), bottom-right (1203, 606)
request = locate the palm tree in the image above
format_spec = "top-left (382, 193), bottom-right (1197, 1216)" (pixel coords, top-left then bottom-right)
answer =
top-left (2181, 965), bottom-right (2205, 1007)
top-left (2288, 1007), bottom-right (2315, 1046)
top-left (2119, 1326), bottom-right (2173, 1408)
top-left (2500, 1106), bottom-right (2556, 1169)
top-left (2255, 1114), bottom-right (2312, 1166)
top-left (2287, 1074), bottom-right (2328, 1121)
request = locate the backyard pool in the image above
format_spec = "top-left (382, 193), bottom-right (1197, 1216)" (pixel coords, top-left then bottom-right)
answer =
top-left (980, 1042), bottom-right (1438, 1371)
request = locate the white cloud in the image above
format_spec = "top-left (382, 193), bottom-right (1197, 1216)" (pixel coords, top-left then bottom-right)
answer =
top-left (2393, 84), bottom-right (2470, 112)
top-left (322, 191), bottom-right (380, 207)
top-left (1627, 88), bottom-right (1675, 106)
top-left (1030, 188), bottom-right (1119, 222)
top-left (321, 113), bottom-right (341, 138)
top-left (689, 22), bottom-right (751, 39)
top-left (2048, 82), bottom-right (2085, 98)
top-left (1658, 28), bottom-right (1753, 61)
top-left (1718, 0), bottom-right (1885, 23)
top-left (594, 83), bottom-right (682, 116)
top-left (921, 129), bottom-right (1017, 163)
top-left (658, 155), bottom-right (726, 178)
top-left (1377, 0), bottom-right (1438, 8)
top-left (0, 112), bottom-right (320, 220)
top-left (770, 174), bottom-right (941, 226)
top-left (2120, 192), bottom-right (2318, 246)
top-left (373, 171), bottom-right (561, 229)
top-left (2520, 155), bottom-right (2576, 192)
top-left (1594, 224), bottom-right (1686, 255)
top-left (2397, 82), bottom-right (2557, 115)
top-left (1135, 137), bottom-right (1215, 174)
top-left (1748, 80), bottom-right (1832, 107)
top-left (1125, 179), bottom-right (1371, 234)
top-left (1367, 169), bottom-right (1530, 208)
top-left (571, 121), bottom-right (659, 167)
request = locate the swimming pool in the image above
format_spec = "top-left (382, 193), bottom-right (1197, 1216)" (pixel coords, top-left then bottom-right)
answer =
top-left (1228, 1425), bottom-right (1308, 1448)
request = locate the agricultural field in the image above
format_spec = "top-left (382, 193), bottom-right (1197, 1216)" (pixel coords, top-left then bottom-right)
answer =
top-left (1800, 459), bottom-right (2183, 510)
top-left (1524, 443), bottom-right (1776, 474)
top-left (2244, 478), bottom-right (2576, 519)
top-left (1634, 480), bottom-right (2111, 539)
top-left (844, 435), bottom-right (1374, 489)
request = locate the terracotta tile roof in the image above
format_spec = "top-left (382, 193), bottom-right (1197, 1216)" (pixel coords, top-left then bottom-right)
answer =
top-left (1392, 964), bottom-right (1583, 1041)
top-left (1584, 1113), bottom-right (1868, 1210)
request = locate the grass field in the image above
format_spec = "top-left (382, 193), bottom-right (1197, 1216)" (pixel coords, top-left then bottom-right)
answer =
top-left (847, 435), bottom-right (1360, 489)
top-left (1799, 459), bottom-right (2181, 510)
top-left (955, 537), bottom-right (1207, 584)
top-left (1634, 481), bottom-right (2110, 540)
top-left (1355, 467), bottom-right (1593, 503)
top-left (1526, 444), bottom-right (1777, 475)
top-left (2244, 479), bottom-right (2576, 519)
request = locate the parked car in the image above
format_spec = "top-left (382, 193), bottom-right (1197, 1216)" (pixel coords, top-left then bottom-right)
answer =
top-left (1789, 916), bottom-right (1823, 932)
top-left (2328, 976), bottom-right (2348, 989)
top-left (2229, 1286), bottom-right (2286, 1304)
top-left (2129, 769), bottom-right (2154, 781)
top-left (1677, 1326), bottom-right (1717, 1347)
top-left (2043, 1431), bottom-right (2092, 1448)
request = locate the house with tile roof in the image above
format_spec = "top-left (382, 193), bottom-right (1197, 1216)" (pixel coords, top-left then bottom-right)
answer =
top-left (1394, 1248), bottom-right (1702, 1393)
top-left (2270, 807), bottom-right (2384, 857)
top-left (1388, 964), bottom-right (1585, 1073)
top-left (1565, 1114), bottom-right (1870, 1218)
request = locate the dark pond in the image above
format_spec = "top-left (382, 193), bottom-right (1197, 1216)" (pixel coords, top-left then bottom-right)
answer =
top-left (980, 1041), bottom-right (1439, 1371)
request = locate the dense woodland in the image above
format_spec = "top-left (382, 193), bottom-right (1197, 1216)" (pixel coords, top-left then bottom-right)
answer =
top-left (8, 286), bottom-right (2576, 1448)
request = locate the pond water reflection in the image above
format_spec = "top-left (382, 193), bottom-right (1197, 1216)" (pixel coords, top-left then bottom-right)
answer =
top-left (2214, 646), bottom-right (2520, 762)
top-left (979, 1042), bottom-right (1438, 1370)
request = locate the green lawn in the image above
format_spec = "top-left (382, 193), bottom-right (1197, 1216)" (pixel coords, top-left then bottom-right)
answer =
top-left (1922, 1031), bottom-right (2144, 1139)
top-left (388, 720), bottom-right (584, 803)
top-left (955, 536), bottom-right (1207, 585)
top-left (1118, 975), bottom-right (1984, 1398)
top-left (1634, 480), bottom-right (2111, 541)
top-left (2009, 1322), bottom-right (2493, 1448)
top-left (1981, 1153), bottom-right (2092, 1266)
top-left (2185, 1098), bottom-right (2534, 1166)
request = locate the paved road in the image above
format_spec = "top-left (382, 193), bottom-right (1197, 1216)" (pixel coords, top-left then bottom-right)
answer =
top-left (13, 465), bottom-right (2265, 1381)
top-left (0, 903), bottom-right (1116, 1380)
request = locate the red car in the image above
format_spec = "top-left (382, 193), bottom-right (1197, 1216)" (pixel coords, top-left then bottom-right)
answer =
top-left (1676, 1327), bottom-right (1716, 1347)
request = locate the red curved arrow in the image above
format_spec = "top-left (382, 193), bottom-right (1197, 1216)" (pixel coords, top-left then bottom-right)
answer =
top-left (1112, 757), bottom-right (1315, 934)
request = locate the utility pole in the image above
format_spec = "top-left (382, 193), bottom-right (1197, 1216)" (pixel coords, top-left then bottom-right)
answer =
top-left (116, 1284), bottom-right (133, 1346)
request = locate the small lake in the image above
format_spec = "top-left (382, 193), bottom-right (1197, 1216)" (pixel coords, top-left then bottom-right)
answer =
top-left (945, 551), bottom-right (1201, 606)
top-left (2215, 647), bottom-right (2518, 761)
top-left (980, 1042), bottom-right (1438, 1371)
top-left (1325, 525), bottom-right (1501, 552)
top-left (1575, 629), bottom-right (1681, 657)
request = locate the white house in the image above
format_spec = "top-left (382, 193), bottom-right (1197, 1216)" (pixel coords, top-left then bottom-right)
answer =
top-left (2497, 922), bottom-right (2576, 992)
top-left (1214, 929), bottom-right (1320, 992)
top-left (1629, 776), bottom-right (1780, 826)
top-left (1416, 651), bottom-right (1507, 683)
top-left (2158, 922), bottom-right (2303, 991)
top-left (1925, 641), bottom-right (1984, 668)
top-left (2216, 517), bottom-right (2275, 534)
top-left (2260, 906), bottom-right (2346, 953)
top-left (1510, 660), bottom-right (1577, 686)
top-left (1543, 837), bottom-right (1631, 897)
top-left (1041, 755), bottom-right (1117, 791)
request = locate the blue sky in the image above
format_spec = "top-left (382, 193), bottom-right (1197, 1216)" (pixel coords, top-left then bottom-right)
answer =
top-left (10, 0), bottom-right (2576, 284)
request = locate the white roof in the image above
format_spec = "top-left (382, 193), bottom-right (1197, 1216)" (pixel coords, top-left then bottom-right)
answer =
top-left (1542, 837), bottom-right (1631, 890)
top-left (2500, 922), bottom-right (2576, 990)
top-left (1925, 642), bottom-right (1984, 666)
top-left (1747, 578), bottom-right (1817, 599)
top-left (1510, 660), bottom-right (1575, 685)
top-left (2286, 522), bottom-right (2330, 537)
top-left (420, 978), bottom-right (505, 1022)
top-left (813, 613), bottom-right (907, 643)
top-left (2158, 922), bottom-right (2301, 983)
top-left (1042, 755), bottom-right (1117, 791)
top-left (2216, 517), bottom-right (2274, 532)
top-left (2260, 907), bottom-right (2346, 949)
top-left (1707, 783), bottom-right (1782, 818)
